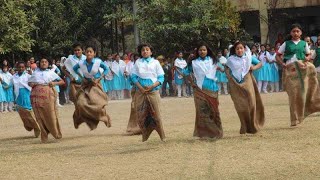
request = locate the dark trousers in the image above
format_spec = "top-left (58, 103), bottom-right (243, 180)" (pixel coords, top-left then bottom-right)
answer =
top-left (162, 78), bottom-right (174, 96)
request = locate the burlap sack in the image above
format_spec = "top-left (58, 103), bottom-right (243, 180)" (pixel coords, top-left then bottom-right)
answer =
top-left (226, 69), bottom-right (265, 134)
top-left (69, 82), bottom-right (81, 103)
top-left (193, 88), bottom-right (223, 138)
top-left (73, 81), bottom-right (111, 130)
top-left (31, 85), bottom-right (62, 142)
top-left (126, 90), bottom-right (141, 135)
top-left (284, 62), bottom-right (320, 126)
top-left (135, 90), bottom-right (165, 142)
top-left (17, 107), bottom-right (41, 137)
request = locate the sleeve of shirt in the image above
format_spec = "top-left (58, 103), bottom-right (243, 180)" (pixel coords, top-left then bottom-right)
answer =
top-left (100, 61), bottom-right (109, 76)
top-left (73, 63), bottom-right (80, 73)
top-left (305, 42), bottom-right (311, 54)
top-left (174, 59), bottom-right (178, 67)
top-left (157, 75), bottom-right (164, 85)
top-left (156, 62), bottom-right (165, 84)
top-left (55, 67), bottom-right (61, 75)
top-left (251, 56), bottom-right (260, 65)
top-left (277, 42), bottom-right (286, 54)
top-left (131, 63), bottom-right (139, 84)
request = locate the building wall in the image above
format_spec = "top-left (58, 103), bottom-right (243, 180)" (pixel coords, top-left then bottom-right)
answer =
top-left (230, 0), bottom-right (320, 43)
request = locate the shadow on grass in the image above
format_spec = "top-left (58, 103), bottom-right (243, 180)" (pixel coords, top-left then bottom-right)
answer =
top-left (0, 136), bottom-right (36, 142)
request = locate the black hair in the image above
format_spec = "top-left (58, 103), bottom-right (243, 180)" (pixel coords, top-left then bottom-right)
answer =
top-left (290, 23), bottom-right (302, 31)
top-left (72, 42), bottom-right (83, 50)
top-left (195, 43), bottom-right (217, 64)
top-left (1, 65), bottom-right (9, 70)
top-left (177, 51), bottom-right (183, 54)
top-left (85, 44), bottom-right (97, 52)
top-left (229, 41), bottom-right (246, 56)
top-left (137, 43), bottom-right (154, 58)
top-left (16, 61), bottom-right (26, 67)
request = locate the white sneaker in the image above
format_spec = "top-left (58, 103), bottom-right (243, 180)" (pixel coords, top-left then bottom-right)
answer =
top-left (262, 90), bottom-right (268, 94)
top-left (57, 104), bottom-right (63, 108)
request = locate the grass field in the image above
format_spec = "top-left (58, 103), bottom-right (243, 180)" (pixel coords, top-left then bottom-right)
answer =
top-left (1, 92), bottom-right (320, 180)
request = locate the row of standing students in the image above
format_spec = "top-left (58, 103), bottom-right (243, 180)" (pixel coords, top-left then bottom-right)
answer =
top-left (12, 24), bottom-right (320, 142)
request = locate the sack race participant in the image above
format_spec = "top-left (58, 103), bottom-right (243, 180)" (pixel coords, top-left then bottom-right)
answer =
top-left (131, 44), bottom-right (165, 142)
top-left (28, 58), bottom-right (65, 143)
top-left (226, 41), bottom-right (265, 134)
top-left (126, 54), bottom-right (141, 135)
top-left (187, 44), bottom-right (223, 138)
top-left (62, 43), bottom-right (86, 103)
top-left (13, 62), bottom-right (41, 137)
top-left (276, 24), bottom-right (320, 126)
top-left (72, 45), bottom-right (111, 130)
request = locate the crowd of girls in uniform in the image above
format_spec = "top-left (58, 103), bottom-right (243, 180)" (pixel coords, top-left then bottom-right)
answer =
top-left (1, 23), bottom-right (320, 142)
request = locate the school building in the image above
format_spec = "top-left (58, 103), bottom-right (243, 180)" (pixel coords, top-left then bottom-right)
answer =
top-left (230, 0), bottom-right (320, 43)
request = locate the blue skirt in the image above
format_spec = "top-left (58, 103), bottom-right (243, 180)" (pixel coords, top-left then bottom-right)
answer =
top-left (269, 63), bottom-right (279, 82)
top-left (100, 79), bottom-right (108, 92)
top-left (113, 73), bottom-right (125, 90)
top-left (106, 79), bottom-right (114, 91)
top-left (0, 85), bottom-right (6, 102)
top-left (124, 77), bottom-right (132, 90)
top-left (216, 71), bottom-right (228, 83)
top-left (174, 68), bottom-right (185, 85)
top-left (16, 88), bottom-right (32, 110)
top-left (4, 86), bottom-right (14, 102)
top-left (55, 85), bottom-right (60, 93)
top-left (254, 63), bottom-right (270, 81)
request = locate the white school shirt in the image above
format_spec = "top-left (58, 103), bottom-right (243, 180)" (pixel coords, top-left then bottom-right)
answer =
top-left (219, 56), bottom-right (227, 64)
top-left (226, 46), bottom-right (252, 82)
top-left (28, 69), bottom-right (60, 85)
top-left (79, 58), bottom-right (102, 79)
top-left (125, 61), bottom-right (135, 75)
top-left (0, 71), bottom-right (13, 85)
top-left (132, 58), bottom-right (164, 83)
top-left (267, 52), bottom-right (278, 70)
top-left (258, 51), bottom-right (268, 65)
top-left (64, 54), bottom-right (86, 79)
top-left (277, 40), bottom-right (310, 65)
top-left (104, 60), bottom-right (114, 80)
top-left (12, 72), bottom-right (32, 100)
top-left (192, 56), bottom-right (217, 89)
top-left (111, 60), bottom-right (126, 76)
top-left (174, 58), bottom-right (187, 69)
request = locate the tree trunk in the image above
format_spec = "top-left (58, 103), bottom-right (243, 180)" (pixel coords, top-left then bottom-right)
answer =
top-left (115, 18), bottom-right (119, 54)
top-left (133, 0), bottom-right (140, 47)
top-left (110, 21), bottom-right (114, 53)
top-left (120, 4), bottom-right (126, 54)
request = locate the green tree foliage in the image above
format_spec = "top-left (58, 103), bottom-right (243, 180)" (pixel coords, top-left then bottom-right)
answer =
top-left (0, 1), bottom-right (37, 54)
top-left (138, 0), bottom-right (246, 56)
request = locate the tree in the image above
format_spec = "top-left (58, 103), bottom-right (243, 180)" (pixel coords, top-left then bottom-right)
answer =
top-left (137, 0), bottom-right (246, 56)
top-left (0, 1), bottom-right (37, 55)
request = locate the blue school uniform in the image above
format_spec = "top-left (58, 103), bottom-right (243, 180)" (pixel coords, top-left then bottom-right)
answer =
top-left (13, 72), bottom-right (33, 110)
top-left (73, 58), bottom-right (109, 81)
top-left (258, 51), bottom-right (270, 81)
top-left (252, 55), bottom-right (263, 81)
top-left (52, 65), bottom-right (61, 93)
top-left (216, 62), bottom-right (228, 83)
top-left (268, 53), bottom-right (279, 82)
top-left (185, 56), bottom-right (219, 92)
top-left (174, 58), bottom-right (188, 85)
top-left (0, 80), bottom-right (6, 102)
top-left (131, 57), bottom-right (165, 92)
top-left (111, 60), bottom-right (126, 91)
top-left (124, 61), bottom-right (135, 90)
top-left (226, 52), bottom-right (260, 84)
top-left (104, 61), bottom-right (114, 92)
top-left (1, 72), bottom-right (14, 102)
